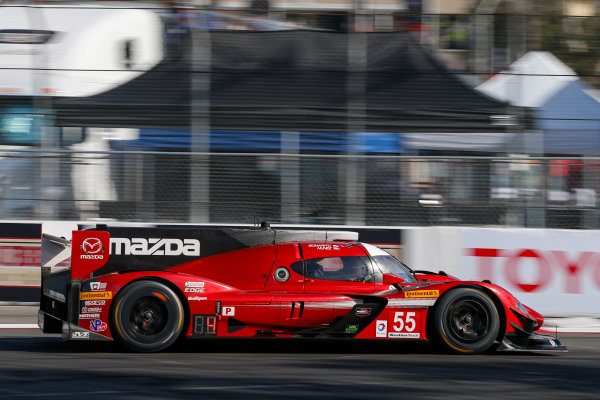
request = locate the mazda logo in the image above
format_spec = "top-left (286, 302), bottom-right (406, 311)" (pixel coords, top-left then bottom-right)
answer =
top-left (81, 238), bottom-right (103, 254)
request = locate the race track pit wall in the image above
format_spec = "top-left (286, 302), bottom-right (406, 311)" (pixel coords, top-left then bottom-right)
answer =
top-left (404, 226), bottom-right (600, 318)
top-left (0, 222), bottom-right (42, 303)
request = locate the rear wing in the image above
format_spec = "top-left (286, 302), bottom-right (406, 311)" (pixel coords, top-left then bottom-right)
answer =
top-left (40, 234), bottom-right (72, 303)
top-left (39, 234), bottom-right (74, 332)
top-left (41, 234), bottom-right (71, 269)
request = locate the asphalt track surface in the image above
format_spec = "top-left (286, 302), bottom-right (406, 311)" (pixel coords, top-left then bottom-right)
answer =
top-left (1, 309), bottom-right (598, 399)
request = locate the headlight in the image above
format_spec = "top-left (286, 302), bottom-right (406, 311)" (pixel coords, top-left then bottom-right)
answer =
top-left (515, 301), bottom-right (529, 315)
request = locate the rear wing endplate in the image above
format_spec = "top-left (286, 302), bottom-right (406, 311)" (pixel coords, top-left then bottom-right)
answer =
top-left (41, 234), bottom-right (71, 270)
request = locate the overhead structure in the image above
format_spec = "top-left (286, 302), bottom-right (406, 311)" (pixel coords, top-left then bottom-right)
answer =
top-left (478, 51), bottom-right (600, 154)
top-left (54, 30), bottom-right (527, 152)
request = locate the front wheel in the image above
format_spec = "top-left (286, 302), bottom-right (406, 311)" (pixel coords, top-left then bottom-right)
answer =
top-left (111, 280), bottom-right (184, 352)
top-left (432, 287), bottom-right (500, 354)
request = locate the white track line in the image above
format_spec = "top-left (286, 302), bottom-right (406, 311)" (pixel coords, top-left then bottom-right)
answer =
top-left (0, 324), bottom-right (39, 329)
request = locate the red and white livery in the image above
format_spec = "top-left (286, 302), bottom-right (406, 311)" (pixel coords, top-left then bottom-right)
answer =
top-left (38, 225), bottom-right (566, 353)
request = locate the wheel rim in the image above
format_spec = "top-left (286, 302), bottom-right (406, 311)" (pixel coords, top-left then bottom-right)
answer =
top-left (445, 297), bottom-right (491, 343)
top-left (129, 296), bottom-right (168, 336)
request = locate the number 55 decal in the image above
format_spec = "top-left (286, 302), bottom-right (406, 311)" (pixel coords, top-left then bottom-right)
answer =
top-left (388, 311), bottom-right (421, 338)
top-left (393, 311), bottom-right (416, 332)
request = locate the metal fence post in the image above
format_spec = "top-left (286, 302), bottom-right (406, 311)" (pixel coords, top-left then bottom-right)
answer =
top-left (190, 27), bottom-right (211, 223)
top-left (524, 130), bottom-right (545, 227)
top-left (582, 159), bottom-right (599, 229)
top-left (345, 32), bottom-right (367, 226)
top-left (281, 132), bottom-right (300, 223)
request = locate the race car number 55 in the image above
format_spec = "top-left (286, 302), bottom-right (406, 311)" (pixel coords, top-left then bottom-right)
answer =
top-left (392, 311), bottom-right (416, 332)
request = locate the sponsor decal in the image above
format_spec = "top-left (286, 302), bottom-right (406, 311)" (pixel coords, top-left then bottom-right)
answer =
top-left (111, 237), bottom-right (200, 256)
top-left (71, 331), bottom-right (90, 340)
top-left (307, 244), bottom-right (340, 251)
top-left (223, 306), bottom-right (235, 316)
top-left (464, 230), bottom-right (600, 315)
top-left (376, 320), bottom-right (387, 338)
top-left (79, 313), bottom-right (100, 319)
top-left (71, 231), bottom-right (110, 280)
top-left (345, 325), bottom-right (359, 333)
top-left (80, 238), bottom-right (104, 260)
top-left (79, 237), bottom-right (107, 260)
top-left (356, 307), bottom-right (372, 318)
top-left (80, 254), bottom-right (105, 260)
top-left (468, 247), bottom-right (600, 294)
top-left (405, 290), bottom-right (439, 298)
top-left (90, 282), bottom-right (107, 291)
top-left (185, 287), bottom-right (205, 293)
top-left (90, 319), bottom-right (107, 332)
top-left (81, 307), bottom-right (102, 313)
top-left (84, 300), bottom-right (106, 306)
top-left (389, 332), bottom-right (421, 339)
top-left (187, 296), bottom-right (207, 301)
top-left (80, 291), bottom-right (112, 300)
top-left (185, 282), bottom-right (205, 288)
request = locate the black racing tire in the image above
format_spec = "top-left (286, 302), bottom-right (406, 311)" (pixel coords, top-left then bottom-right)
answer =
top-left (433, 287), bottom-right (500, 354)
top-left (111, 280), bottom-right (184, 352)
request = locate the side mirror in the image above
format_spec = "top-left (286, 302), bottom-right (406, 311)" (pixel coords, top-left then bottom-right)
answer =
top-left (382, 274), bottom-right (404, 285)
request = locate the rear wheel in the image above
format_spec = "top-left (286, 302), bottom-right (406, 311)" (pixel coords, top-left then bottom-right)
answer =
top-left (433, 287), bottom-right (500, 354)
top-left (111, 280), bottom-right (184, 352)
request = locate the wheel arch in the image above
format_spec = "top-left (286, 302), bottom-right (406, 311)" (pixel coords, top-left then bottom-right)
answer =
top-left (108, 275), bottom-right (191, 345)
top-left (426, 284), bottom-right (507, 343)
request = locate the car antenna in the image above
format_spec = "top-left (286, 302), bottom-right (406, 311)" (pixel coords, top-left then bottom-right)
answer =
top-left (260, 221), bottom-right (271, 229)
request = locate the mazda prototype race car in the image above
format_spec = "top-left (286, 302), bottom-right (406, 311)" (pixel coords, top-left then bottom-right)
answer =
top-left (38, 225), bottom-right (566, 354)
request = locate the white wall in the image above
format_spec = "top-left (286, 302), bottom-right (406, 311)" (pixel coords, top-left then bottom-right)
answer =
top-left (405, 227), bottom-right (600, 316)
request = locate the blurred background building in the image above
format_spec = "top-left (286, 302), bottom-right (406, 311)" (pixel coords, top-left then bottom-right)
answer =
top-left (1, 0), bottom-right (600, 228)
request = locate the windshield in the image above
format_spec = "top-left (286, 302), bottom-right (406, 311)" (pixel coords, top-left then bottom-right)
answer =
top-left (372, 255), bottom-right (417, 283)
top-left (360, 242), bottom-right (416, 283)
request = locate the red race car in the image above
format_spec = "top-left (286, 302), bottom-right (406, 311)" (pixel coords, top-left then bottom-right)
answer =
top-left (38, 225), bottom-right (566, 354)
